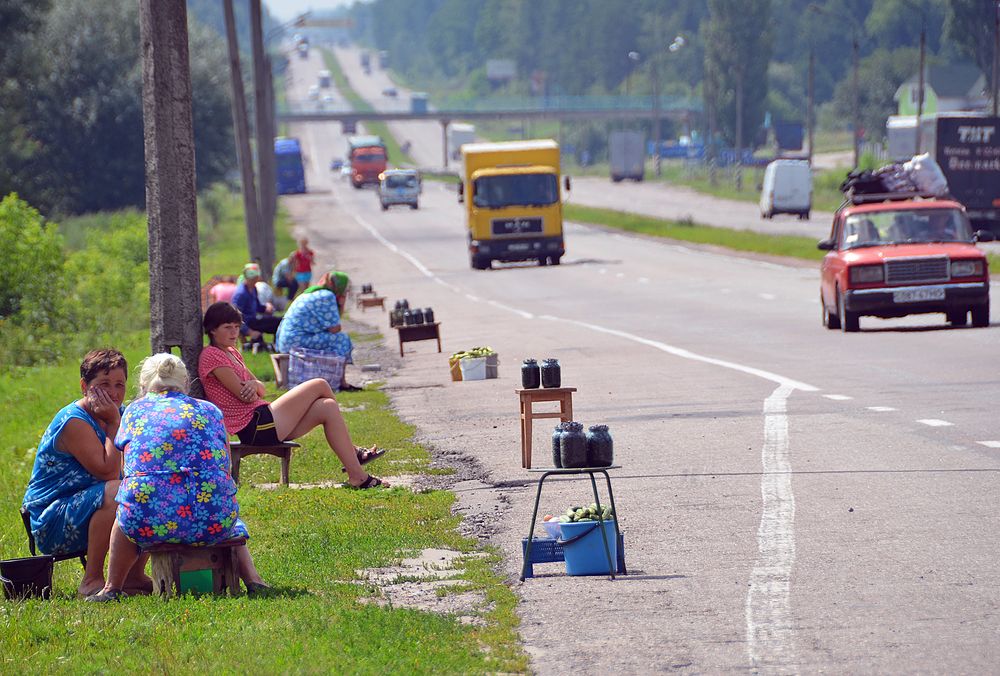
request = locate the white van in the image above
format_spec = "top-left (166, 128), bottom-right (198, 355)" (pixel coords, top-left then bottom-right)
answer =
top-left (760, 159), bottom-right (812, 220)
top-left (378, 169), bottom-right (421, 210)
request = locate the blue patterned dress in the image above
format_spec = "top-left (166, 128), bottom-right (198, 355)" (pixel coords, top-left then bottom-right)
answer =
top-left (22, 403), bottom-right (110, 555)
top-left (114, 391), bottom-right (248, 547)
top-left (275, 289), bottom-right (353, 361)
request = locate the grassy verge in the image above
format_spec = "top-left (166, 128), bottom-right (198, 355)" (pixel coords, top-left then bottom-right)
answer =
top-left (322, 49), bottom-right (414, 167)
top-left (565, 203), bottom-right (825, 261)
top-left (0, 190), bottom-right (526, 673)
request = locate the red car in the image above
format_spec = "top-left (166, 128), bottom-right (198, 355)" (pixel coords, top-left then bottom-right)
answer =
top-left (819, 194), bottom-right (994, 332)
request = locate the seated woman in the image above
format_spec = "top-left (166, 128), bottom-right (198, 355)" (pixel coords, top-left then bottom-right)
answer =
top-left (276, 270), bottom-right (359, 392)
top-left (199, 302), bottom-right (388, 489)
top-left (231, 263), bottom-right (281, 344)
top-left (21, 349), bottom-right (151, 597)
top-left (89, 354), bottom-right (269, 601)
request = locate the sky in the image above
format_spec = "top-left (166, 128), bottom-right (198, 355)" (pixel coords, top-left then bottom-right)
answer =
top-left (266, 0), bottom-right (354, 23)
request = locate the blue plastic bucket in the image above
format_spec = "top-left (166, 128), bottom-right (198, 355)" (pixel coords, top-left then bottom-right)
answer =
top-left (557, 520), bottom-right (617, 576)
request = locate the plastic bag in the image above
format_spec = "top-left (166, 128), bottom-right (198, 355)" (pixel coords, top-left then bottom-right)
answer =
top-left (288, 347), bottom-right (345, 391)
top-left (904, 153), bottom-right (949, 197)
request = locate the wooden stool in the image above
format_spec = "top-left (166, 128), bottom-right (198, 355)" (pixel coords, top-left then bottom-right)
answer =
top-left (395, 322), bottom-right (442, 357)
top-left (356, 296), bottom-right (386, 311)
top-left (516, 387), bottom-right (576, 469)
top-left (270, 353), bottom-right (289, 389)
top-left (230, 441), bottom-right (299, 485)
top-left (146, 538), bottom-right (246, 597)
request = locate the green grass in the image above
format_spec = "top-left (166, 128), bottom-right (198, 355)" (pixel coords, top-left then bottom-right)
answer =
top-left (0, 190), bottom-right (526, 674)
top-left (565, 203), bottom-right (825, 261)
top-left (322, 49), bottom-right (414, 167)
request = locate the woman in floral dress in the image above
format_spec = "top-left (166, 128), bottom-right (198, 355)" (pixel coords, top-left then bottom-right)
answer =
top-left (89, 353), bottom-right (268, 601)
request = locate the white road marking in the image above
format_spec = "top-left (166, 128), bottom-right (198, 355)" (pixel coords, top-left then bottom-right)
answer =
top-left (598, 268), bottom-right (607, 275)
top-left (465, 293), bottom-right (481, 302)
top-left (637, 277), bottom-right (650, 284)
top-left (616, 272), bottom-right (625, 278)
top-left (759, 293), bottom-right (776, 300)
top-left (823, 394), bottom-right (852, 401)
top-left (746, 383), bottom-right (797, 670)
top-left (356, 214), bottom-right (815, 671)
top-left (867, 406), bottom-right (897, 412)
top-left (917, 419), bottom-right (953, 427)
top-left (977, 441), bottom-right (1000, 448)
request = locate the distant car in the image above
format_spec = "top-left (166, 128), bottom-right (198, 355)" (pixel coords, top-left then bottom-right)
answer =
top-left (340, 162), bottom-right (352, 180)
top-left (329, 158), bottom-right (344, 171)
top-left (378, 169), bottom-right (420, 210)
top-left (322, 94), bottom-right (335, 104)
top-left (818, 193), bottom-right (993, 332)
top-left (381, 87), bottom-right (398, 98)
top-left (761, 159), bottom-right (812, 220)
top-left (307, 85), bottom-right (320, 101)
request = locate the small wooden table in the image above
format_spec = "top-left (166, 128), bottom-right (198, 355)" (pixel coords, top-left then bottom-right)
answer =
top-left (394, 322), bottom-right (442, 357)
top-left (516, 387), bottom-right (576, 469)
top-left (356, 295), bottom-right (386, 311)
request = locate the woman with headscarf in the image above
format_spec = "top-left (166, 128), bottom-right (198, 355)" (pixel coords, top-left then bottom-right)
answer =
top-left (275, 270), bottom-right (358, 391)
top-left (231, 263), bottom-right (281, 344)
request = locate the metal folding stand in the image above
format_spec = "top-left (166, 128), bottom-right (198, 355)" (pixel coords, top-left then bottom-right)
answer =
top-left (520, 465), bottom-right (624, 581)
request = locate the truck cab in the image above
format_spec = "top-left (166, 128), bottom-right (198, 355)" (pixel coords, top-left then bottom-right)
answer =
top-left (347, 135), bottom-right (387, 189)
top-left (461, 140), bottom-right (569, 269)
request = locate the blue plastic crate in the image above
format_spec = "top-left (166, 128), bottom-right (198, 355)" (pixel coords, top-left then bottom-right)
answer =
top-left (521, 532), bottom-right (626, 578)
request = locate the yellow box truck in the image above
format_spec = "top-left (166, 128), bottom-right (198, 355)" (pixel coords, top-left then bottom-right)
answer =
top-left (460, 140), bottom-right (569, 269)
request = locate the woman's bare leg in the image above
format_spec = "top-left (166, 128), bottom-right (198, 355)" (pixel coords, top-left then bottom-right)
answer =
top-left (235, 545), bottom-right (266, 586)
top-left (100, 521), bottom-right (140, 593)
top-left (270, 379), bottom-right (385, 486)
top-left (79, 480), bottom-right (120, 596)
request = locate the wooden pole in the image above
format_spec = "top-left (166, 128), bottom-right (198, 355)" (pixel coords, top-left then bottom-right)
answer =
top-left (223, 0), bottom-right (263, 268)
top-left (250, 0), bottom-right (274, 278)
top-left (138, 0), bottom-right (204, 392)
top-left (807, 50), bottom-right (815, 166)
top-left (916, 23), bottom-right (925, 154)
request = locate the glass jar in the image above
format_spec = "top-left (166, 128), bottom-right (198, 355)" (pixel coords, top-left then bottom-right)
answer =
top-left (550, 423), bottom-right (566, 467)
top-left (400, 299), bottom-right (410, 310)
top-left (521, 359), bottom-right (540, 389)
top-left (424, 307), bottom-right (435, 323)
top-left (411, 308), bottom-right (425, 324)
top-left (560, 421), bottom-right (587, 468)
top-left (586, 424), bottom-right (614, 467)
top-left (403, 309), bottom-right (413, 325)
top-left (540, 358), bottom-right (561, 388)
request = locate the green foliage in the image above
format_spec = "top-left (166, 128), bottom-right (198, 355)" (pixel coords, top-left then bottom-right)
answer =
top-left (829, 46), bottom-right (919, 141)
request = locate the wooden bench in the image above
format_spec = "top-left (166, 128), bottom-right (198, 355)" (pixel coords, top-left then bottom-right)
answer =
top-left (230, 441), bottom-right (300, 486)
top-left (356, 295), bottom-right (386, 311)
top-left (146, 537), bottom-right (246, 597)
top-left (394, 321), bottom-right (442, 357)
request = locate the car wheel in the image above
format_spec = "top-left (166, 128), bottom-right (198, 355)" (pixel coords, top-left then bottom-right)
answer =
top-left (411, 203), bottom-right (419, 210)
top-left (971, 301), bottom-right (990, 327)
top-left (470, 255), bottom-right (490, 270)
top-left (551, 255), bottom-right (562, 266)
top-left (538, 257), bottom-right (548, 266)
top-left (822, 293), bottom-right (840, 330)
top-left (947, 310), bottom-right (968, 327)
top-left (380, 202), bottom-right (388, 211)
top-left (838, 289), bottom-right (859, 332)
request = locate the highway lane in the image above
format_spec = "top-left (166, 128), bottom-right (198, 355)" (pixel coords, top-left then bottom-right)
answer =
top-left (283, 46), bottom-right (1000, 673)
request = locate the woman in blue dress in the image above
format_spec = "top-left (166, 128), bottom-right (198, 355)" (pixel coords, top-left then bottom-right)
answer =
top-left (276, 270), bottom-right (360, 391)
top-left (22, 349), bottom-right (152, 597)
top-left (89, 353), bottom-right (269, 601)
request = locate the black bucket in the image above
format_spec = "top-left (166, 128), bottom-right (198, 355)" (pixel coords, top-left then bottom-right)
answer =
top-left (0, 555), bottom-right (54, 600)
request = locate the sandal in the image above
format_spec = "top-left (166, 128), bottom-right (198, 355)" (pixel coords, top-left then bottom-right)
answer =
top-left (85, 588), bottom-right (127, 603)
top-left (246, 581), bottom-right (275, 597)
top-left (340, 383), bottom-right (364, 392)
top-left (349, 474), bottom-right (386, 490)
top-left (340, 446), bottom-right (387, 472)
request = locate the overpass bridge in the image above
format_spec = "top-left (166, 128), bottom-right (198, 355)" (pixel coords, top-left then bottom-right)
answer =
top-left (277, 95), bottom-right (702, 167)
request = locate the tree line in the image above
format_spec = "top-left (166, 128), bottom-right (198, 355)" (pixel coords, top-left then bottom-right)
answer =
top-left (349, 0), bottom-right (995, 148)
top-left (0, 0), bottom-right (280, 217)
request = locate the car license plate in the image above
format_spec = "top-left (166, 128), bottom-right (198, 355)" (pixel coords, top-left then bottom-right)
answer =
top-left (508, 243), bottom-right (530, 251)
top-left (893, 287), bottom-right (945, 303)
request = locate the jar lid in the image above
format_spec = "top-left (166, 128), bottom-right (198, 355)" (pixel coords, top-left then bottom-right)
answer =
top-left (588, 424), bottom-right (609, 433)
top-left (565, 421), bottom-right (584, 431)
top-left (522, 358), bottom-right (538, 365)
top-left (541, 358), bottom-right (560, 365)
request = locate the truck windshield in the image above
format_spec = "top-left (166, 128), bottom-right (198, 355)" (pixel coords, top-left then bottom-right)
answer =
top-left (841, 208), bottom-right (974, 249)
top-left (472, 174), bottom-right (558, 209)
top-left (354, 152), bottom-right (385, 163)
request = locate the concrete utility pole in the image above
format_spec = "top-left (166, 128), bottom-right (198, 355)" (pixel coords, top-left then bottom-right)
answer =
top-left (735, 66), bottom-right (744, 191)
top-left (250, 0), bottom-right (275, 277)
top-left (807, 50), bottom-right (815, 166)
top-left (916, 20), bottom-right (925, 154)
top-left (223, 0), bottom-right (264, 269)
top-left (994, 0), bottom-right (999, 117)
top-left (138, 0), bottom-right (204, 391)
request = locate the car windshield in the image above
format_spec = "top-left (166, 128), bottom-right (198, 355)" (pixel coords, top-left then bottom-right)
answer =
top-left (355, 152), bottom-right (385, 163)
top-left (472, 173), bottom-right (558, 209)
top-left (841, 208), bottom-right (973, 249)
top-left (386, 174), bottom-right (416, 189)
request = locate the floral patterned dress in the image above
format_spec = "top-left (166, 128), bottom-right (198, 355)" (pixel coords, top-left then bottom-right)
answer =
top-left (276, 289), bottom-right (353, 361)
top-left (114, 391), bottom-right (248, 547)
top-left (22, 402), bottom-right (110, 555)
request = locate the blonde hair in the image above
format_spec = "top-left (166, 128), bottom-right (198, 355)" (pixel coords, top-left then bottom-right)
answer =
top-left (137, 353), bottom-right (189, 396)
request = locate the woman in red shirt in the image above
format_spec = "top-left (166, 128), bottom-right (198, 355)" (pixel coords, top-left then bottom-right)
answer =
top-left (198, 302), bottom-right (388, 489)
